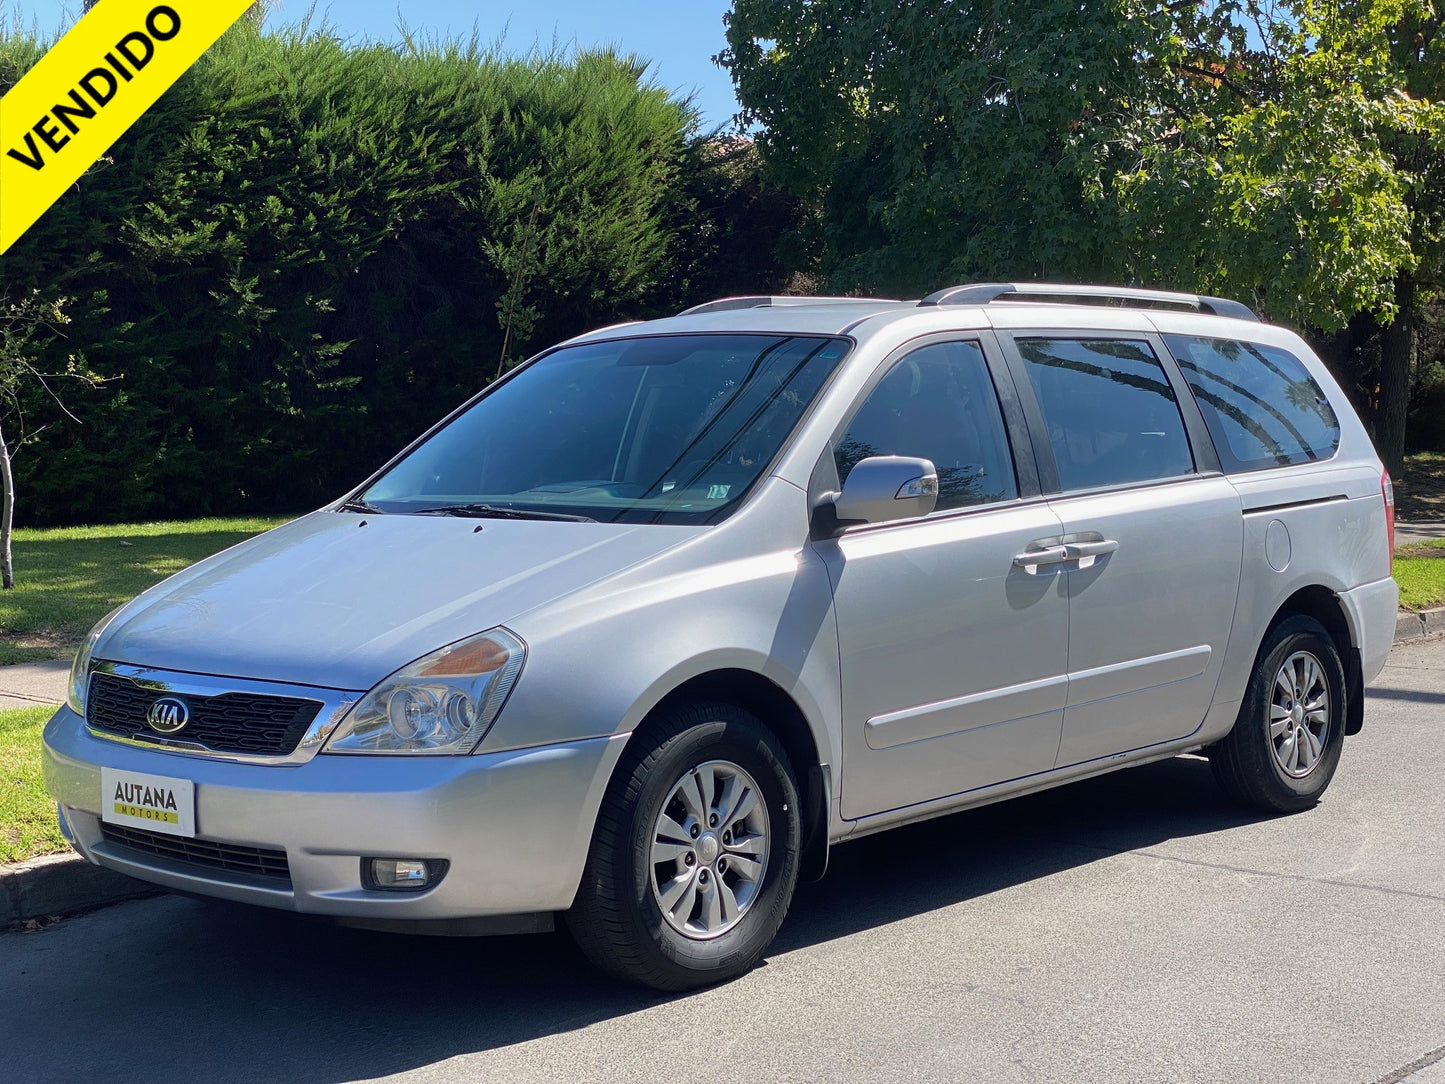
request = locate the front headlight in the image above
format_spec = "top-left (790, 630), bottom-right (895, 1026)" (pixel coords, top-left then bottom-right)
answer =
top-left (324, 629), bottom-right (526, 755)
top-left (66, 604), bottom-right (126, 716)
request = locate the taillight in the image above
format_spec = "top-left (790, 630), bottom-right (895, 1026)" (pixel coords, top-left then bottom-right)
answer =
top-left (1383, 469), bottom-right (1396, 569)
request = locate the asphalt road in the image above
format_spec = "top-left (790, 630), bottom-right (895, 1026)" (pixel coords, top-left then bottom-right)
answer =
top-left (3, 640), bottom-right (1444, 1084)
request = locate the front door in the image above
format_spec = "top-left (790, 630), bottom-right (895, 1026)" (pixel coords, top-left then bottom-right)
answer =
top-left (819, 338), bottom-right (1071, 819)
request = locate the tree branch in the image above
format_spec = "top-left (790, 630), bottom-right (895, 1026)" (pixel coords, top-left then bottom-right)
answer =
top-left (1170, 62), bottom-right (1261, 103)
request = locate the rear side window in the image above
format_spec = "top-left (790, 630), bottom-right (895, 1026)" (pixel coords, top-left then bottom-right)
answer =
top-left (1017, 338), bottom-right (1195, 491)
top-left (837, 340), bottom-right (1018, 511)
top-left (1163, 336), bottom-right (1340, 472)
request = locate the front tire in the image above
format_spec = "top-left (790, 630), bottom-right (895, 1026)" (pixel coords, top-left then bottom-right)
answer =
top-left (566, 701), bottom-right (801, 990)
top-left (1210, 615), bottom-right (1347, 813)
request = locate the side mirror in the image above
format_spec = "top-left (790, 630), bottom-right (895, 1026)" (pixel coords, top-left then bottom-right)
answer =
top-left (825, 456), bottom-right (938, 532)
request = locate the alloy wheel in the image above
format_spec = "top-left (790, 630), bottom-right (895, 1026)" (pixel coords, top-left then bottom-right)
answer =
top-left (650, 759), bottom-right (771, 939)
top-left (1269, 650), bottom-right (1330, 778)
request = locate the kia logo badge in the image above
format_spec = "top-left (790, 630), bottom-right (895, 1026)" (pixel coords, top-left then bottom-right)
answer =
top-left (146, 697), bottom-right (190, 735)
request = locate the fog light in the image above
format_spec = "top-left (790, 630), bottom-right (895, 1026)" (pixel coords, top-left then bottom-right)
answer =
top-left (364, 857), bottom-right (448, 892)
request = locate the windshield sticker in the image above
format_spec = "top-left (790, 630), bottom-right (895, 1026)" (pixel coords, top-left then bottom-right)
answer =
top-left (707, 484), bottom-right (731, 500)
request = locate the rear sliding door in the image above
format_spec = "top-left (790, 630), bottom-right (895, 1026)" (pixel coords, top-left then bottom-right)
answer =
top-left (1002, 334), bottom-right (1243, 766)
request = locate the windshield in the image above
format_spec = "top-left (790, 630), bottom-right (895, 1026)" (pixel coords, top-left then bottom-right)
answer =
top-left (361, 334), bottom-right (851, 524)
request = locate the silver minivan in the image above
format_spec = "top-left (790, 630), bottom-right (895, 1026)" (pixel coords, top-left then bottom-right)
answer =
top-left (44, 283), bottom-right (1399, 989)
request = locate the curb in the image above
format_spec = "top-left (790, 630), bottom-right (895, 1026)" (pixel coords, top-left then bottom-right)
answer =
top-left (1395, 606), bottom-right (1445, 644)
top-left (1, 851), bottom-right (158, 929)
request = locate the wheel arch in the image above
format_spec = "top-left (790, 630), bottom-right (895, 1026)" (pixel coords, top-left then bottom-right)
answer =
top-left (1271, 585), bottom-right (1364, 736)
top-left (626, 668), bottom-right (832, 882)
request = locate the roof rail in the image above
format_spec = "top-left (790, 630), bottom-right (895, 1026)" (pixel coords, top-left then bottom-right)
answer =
top-left (918, 282), bottom-right (1258, 322)
top-left (678, 295), bottom-right (895, 317)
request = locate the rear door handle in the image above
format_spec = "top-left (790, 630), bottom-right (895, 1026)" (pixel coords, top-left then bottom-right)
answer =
top-left (1063, 539), bottom-right (1119, 569)
top-left (1013, 545), bottom-right (1070, 574)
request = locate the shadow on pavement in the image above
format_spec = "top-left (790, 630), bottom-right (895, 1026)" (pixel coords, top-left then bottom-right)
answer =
top-left (1364, 686), bottom-right (1445, 705)
top-left (778, 754), bottom-right (1261, 953)
top-left (1, 756), bottom-right (1264, 1083)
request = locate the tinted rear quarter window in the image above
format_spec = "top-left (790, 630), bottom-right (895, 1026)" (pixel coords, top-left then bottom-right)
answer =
top-left (1163, 336), bottom-right (1339, 472)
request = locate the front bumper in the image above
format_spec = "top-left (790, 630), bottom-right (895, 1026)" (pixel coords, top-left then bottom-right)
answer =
top-left (43, 705), bottom-right (626, 922)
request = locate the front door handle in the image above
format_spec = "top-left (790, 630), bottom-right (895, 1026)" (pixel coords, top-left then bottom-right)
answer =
top-left (1063, 538), bottom-right (1119, 569)
top-left (1013, 545), bottom-right (1070, 574)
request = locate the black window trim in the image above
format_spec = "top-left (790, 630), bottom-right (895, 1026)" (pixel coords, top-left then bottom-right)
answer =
top-left (1155, 333), bottom-right (1342, 476)
top-left (817, 330), bottom-right (1042, 534)
top-left (995, 328), bottom-right (1223, 498)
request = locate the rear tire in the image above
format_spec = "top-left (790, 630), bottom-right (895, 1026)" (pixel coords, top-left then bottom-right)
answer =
top-left (1210, 615), bottom-right (1346, 813)
top-left (566, 701), bottom-right (801, 990)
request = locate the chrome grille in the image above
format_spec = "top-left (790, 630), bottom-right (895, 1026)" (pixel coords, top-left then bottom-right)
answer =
top-left (87, 671), bottom-right (323, 757)
top-left (100, 823), bottom-right (291, 883)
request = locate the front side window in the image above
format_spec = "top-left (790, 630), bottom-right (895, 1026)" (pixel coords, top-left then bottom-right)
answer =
top-left (1163, 335), bottom-right (1340, 472)
top-left (1017, 338), bottom-right (1195, 492)
top-left (363, 334), bottom-right (850, 524)
top-left (836, 340), bottom-right (1018, 512)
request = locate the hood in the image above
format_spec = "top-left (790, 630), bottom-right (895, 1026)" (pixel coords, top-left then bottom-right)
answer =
top-left (97, 512), bottom-right (701, 690)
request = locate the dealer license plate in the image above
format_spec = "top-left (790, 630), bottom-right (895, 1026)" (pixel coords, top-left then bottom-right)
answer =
top-left (101, 767), bottom-right (195, 838)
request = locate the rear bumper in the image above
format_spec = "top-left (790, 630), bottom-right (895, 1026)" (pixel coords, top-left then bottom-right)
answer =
top-left (43, 704), bottom-right (626, 922)
top-left (1342, 576), bottom-right (1400, 685)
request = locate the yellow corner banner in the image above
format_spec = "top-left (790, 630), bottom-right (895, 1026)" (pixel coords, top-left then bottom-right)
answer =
top-left (0, 1), bottom-right (254, 254)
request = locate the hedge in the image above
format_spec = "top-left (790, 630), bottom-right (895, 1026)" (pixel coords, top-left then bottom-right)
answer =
top-left (0, 22), bottom-right (795, 524)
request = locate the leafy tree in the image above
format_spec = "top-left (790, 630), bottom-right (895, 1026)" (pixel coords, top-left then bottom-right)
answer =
top-left (721, 0), bottom-right (1445, 471)
top-left (720, 0), bottom-right (1182, 294)
top-left (1114, 1), bottom-right (1445, 475)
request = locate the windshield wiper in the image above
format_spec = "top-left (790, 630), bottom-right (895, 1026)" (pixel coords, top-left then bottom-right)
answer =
top-left (413, 503), bottom-right (597, 523)
top-left (339, 497), bottom-right (386, 514)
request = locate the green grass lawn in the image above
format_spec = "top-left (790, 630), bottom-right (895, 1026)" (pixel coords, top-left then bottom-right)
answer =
top-left (0, 517), bottom-right (290, 665)
top-left (1396, 538), bottom-right (1445, 612)
top-left (0, 704), bottom-right (67, 863)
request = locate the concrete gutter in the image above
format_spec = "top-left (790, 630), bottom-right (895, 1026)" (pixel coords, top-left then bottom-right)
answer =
top-left (1, 852), bottom-right (157, 929)
top-left (1396, 606), bottom-right (1445, 644)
